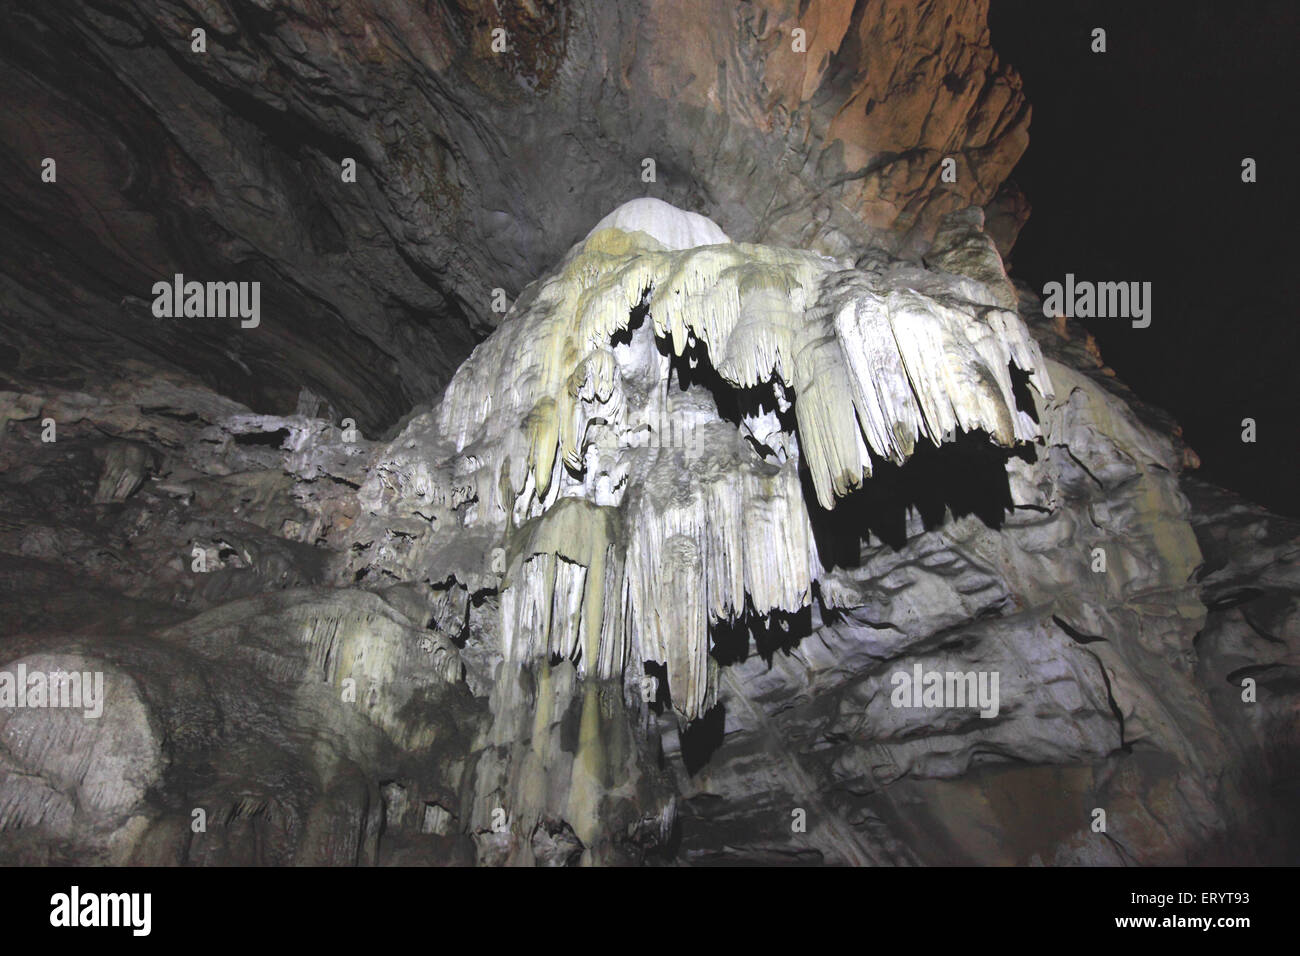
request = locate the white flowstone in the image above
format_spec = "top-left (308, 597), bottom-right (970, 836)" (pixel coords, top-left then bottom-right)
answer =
top-left (357, 200), bottom-right (1054, 719)
top-left (583, 197), bottom-right (731, 251)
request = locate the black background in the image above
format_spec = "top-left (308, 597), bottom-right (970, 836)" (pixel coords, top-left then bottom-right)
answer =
top-left (0, 865), bottom-right (1277, 940)
top-left (990, 0), bottom-right (1298, 515)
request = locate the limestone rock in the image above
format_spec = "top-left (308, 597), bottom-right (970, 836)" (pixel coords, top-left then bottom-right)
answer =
top-left (0, 2), bottom-right (1294, 869)
top-left (351, 199), bottom-right (1052, 720)
top-left (0, 0), bottom-right (1029, 433)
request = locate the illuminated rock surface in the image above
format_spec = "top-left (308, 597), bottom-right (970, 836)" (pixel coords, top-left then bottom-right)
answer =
top-left (0, 2), bottom-right (1295, 866)
top-left (354, 198), bottom-right (1054, 723)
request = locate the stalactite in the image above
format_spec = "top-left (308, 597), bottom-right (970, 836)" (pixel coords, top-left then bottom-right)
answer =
top-left (362, 198), bottom-right (1053, 718)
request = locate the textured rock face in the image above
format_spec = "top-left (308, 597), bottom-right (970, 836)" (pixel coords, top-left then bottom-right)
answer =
top-left (1, 0), bottom-right (1027, 432)
top-left (3, 194), bottom-right (1296, 866)
top-left (349, 199), bottom-right (1053, 725)
top-left (1, 3), bottom-right (1296, 867)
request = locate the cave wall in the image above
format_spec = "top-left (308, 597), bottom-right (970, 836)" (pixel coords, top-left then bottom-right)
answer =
top-left (1, 0), bottom-right (1028, 430)
top-left (1, 1), bottom-right (1296, 867)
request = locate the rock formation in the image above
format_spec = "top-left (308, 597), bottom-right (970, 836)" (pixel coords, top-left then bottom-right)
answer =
top-left (0, 1), bottom-right (1295, 866)
top-left (352, 197), bottom-right (1052, 726)
top-left (0, 0), bottom-right (1030, 433)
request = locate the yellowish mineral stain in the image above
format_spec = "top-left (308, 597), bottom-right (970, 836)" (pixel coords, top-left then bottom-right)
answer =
top-left (433, 200), bottom-right (1053, 718)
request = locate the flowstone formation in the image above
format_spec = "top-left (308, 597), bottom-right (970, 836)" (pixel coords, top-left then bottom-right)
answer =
top-left (1, 196), bottom-right (1296, 865)
top-left (2, 0), bottom-right (1297, 871)
top-left (352, 198), bottom-right (1054, 724)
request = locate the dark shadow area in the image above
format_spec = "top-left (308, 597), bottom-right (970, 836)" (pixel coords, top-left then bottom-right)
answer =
top-left (1052, 614), bottom-right (1106, 645)
top-left (710, 604), bottom-right (812, 667)
top-left (664, 336), bottom-right (739, 423)
top-left (659, 336), bottom-right (796, 440)
top-left (608, 288), bottom-right (650, 348)
top-left (641, 659), bottom-right (671, 716)
top-left (1009, 366), bottom-right (1040, 426)
top-left (807, 430), bottom-right (1026, 564)
top-left (679, 702), bottom-right (726, 776)
top-left (232, 428), bottom-right (290, 448)
top-left (1206, 587), bottom-right (1264, 612)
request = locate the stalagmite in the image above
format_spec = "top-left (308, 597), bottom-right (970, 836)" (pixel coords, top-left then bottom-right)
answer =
top-left (357, 198), bottom-right (1054, 719)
